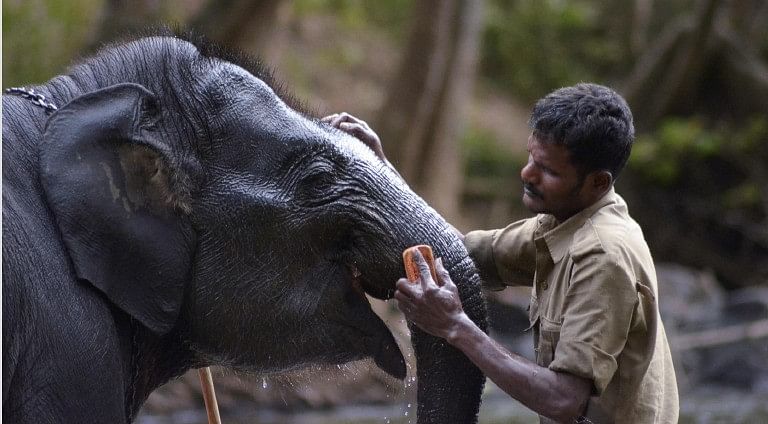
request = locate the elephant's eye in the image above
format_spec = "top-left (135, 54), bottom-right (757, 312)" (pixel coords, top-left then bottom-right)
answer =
top-left (299, 162), bottom-right (336, 197)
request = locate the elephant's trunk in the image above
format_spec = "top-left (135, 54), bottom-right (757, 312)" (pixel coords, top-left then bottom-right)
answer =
top-left (353, 174), bottom-right (488, 422)
top-left (411, 233), bottom-right (487, 424)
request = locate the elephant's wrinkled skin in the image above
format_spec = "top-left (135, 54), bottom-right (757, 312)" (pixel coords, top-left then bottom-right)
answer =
top-left (2, 34), bottom-right (487, 423)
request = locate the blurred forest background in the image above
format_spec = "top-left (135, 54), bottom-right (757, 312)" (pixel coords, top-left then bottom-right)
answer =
top-left (4, 0), bottom-right (768, 423)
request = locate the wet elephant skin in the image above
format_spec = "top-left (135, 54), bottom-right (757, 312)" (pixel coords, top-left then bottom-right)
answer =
top-left (2, 32), bottom-right (487, 423)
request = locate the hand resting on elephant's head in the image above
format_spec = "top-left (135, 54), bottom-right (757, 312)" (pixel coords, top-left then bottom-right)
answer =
top-left (2, 31), bottom-right (487, 424)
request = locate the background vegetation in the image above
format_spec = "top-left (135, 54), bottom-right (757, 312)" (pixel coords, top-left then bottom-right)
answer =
top-left (4, 0), bottom-right (767, 422)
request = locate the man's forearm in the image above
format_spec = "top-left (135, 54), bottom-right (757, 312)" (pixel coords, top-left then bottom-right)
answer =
top-left (447, 316), bottom-right (590, 422)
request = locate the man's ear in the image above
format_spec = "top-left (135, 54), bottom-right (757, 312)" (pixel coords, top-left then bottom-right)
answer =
top-left (589, 170), bottom-right (613, 196)
top-left (40, 83), bottom-right (195, 335)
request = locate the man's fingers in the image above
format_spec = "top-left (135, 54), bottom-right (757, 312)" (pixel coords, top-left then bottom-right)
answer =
top-left (395, 278), bottom-right (417, 297)
top-left (320, 114), bottom-right (338, 123)
top-left (411, 250), bottom-right (435, 291)
top-left (323, 112), bottom-right (371, 129)
top-left (435, 257), bottom-right (449, 287)
top-left (338, 122), bottom-right (364, 136)
top-left (331, 114), bottom-right (344, 127)
top-left (331, 112), bottom-right (356, 127)
top-left (394, 289), bottom-right (409, 303)
top-left (395, 296), bottom-right (414, 311)
top-left (351, 116), bottom-right (370, 129)
top-left (395, 288), bottom-right (418, 316)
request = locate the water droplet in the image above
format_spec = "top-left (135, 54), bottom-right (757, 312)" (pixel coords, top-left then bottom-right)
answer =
top-left (262, 378), bottom-right (268, 389)
top-left (404, 411), bottom-right (409, 416)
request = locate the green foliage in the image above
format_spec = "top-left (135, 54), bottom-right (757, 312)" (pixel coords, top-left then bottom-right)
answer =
top-left (460, 125), bottom-right (529, 222)
top-left (723, 182), bottom-right (760, 210)
top-left (481, 0), bottom-right (623, 102)
top-left (733, 116), bottom-right (768, 153)
top-left (461, 125), bottom-right (523, 180)
top-left (620, 116), bottom-right (767, 286)
top-left (630, 118), bottom-right (724, 185)
top-left (3, 0), bottom-right (104, 87)
top-left (628, 116), bottom-right (768, 214)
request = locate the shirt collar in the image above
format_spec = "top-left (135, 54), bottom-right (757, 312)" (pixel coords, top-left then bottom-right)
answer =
top-left (536, 187), bottom-right (618, 263)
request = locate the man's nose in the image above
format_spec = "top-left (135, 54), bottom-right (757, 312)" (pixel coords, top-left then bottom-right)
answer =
top-left (520, 160), bottom-right (537, 184)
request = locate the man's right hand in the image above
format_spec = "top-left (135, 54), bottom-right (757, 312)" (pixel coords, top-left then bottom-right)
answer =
top-left (321, 112), bottom-right (386, 162)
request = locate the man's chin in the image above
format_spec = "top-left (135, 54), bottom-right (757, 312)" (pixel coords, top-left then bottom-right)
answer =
top-left (522, 193), bottom-right (544, 214)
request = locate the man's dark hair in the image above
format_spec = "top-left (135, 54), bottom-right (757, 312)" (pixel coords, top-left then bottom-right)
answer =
top-left (528, 83), bottom-right (634, 180)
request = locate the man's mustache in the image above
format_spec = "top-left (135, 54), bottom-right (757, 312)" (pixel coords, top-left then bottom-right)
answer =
top-left (523, 183), bottom-right (542, 198)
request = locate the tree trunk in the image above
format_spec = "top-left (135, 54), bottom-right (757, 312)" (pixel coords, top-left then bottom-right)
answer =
top-left (87, 0), bottom-right (288, 66)
top-left (623, 0), bottom-right (724, 128)
top-left (376, 0), bottom-right (484, 223)
top-left (631, 0), bottom-right (654, 54)
top-left (189, 0), bottom-right (287, 55)
top-left (88, 0), bottom-right (169, 51)
top-left (725, 0), bottom-right (768, 45)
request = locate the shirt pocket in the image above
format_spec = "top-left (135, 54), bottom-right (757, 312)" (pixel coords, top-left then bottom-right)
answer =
top-left (536, 315), bottom-right (562, 367)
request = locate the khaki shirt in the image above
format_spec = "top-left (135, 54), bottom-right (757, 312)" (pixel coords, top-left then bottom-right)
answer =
top-left (465, 188), bottom-right (679, 423)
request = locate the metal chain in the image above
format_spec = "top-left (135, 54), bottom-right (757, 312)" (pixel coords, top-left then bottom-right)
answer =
top-left (4, 87), bottom-right (58, 114)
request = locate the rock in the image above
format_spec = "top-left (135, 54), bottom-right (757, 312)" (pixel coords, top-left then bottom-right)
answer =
top-left (656, 264), bottom-right (768, 392)
top-left (656, 263), bottom-right (726, 332)
top-left (696, 287), bottom-right (768, 391)
top-left (724, 286), bottom-right (768, 323)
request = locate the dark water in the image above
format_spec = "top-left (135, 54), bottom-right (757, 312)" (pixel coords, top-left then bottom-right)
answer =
top-left (138, 312), bottom-right (768, 423)
top-left (137, 382), bottom-right (768, 424)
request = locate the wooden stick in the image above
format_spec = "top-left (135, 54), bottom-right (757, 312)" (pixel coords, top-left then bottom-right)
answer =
top-left (198, 367), bottom-right (222, 424)
top-left (672, 318), bottom-right (768, 351)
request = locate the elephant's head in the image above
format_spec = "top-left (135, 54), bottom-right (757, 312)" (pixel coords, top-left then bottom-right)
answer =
top-left (39, 35), bottom-right (487, 423)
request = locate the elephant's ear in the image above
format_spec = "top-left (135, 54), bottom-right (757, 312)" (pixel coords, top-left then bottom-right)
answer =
top-left (40, 83), bottom-right (194, 335)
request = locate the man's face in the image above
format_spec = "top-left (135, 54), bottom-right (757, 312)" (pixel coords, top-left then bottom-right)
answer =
top-left (520, 134), bottom-right (591, 223)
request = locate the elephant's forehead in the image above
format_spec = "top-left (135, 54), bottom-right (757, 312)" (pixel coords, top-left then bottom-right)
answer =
top-left (212, 62), bottom-right (387, 172)
top-left (213, 62), bottom-right (289, 110)
top-left (208, 63), bottom-right (313, 135)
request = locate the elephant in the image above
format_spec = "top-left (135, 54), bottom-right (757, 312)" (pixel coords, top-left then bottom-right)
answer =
top-left (2, 32), bottom-right (488, 423)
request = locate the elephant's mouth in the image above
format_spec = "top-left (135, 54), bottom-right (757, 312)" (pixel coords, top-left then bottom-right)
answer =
top-left (345, 263), bottom-right (406, 379)
top-left (348, 263), bottom-right (393, 300)
top-left (348, 264), bottom-right (366, 296)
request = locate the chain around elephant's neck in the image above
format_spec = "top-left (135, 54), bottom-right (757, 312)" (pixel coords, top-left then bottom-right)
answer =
top-left (4, 87), bottom-right (58, 114)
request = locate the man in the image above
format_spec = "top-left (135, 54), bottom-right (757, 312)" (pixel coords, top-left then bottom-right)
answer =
top-left (323, 83), bottom-right (679, 423)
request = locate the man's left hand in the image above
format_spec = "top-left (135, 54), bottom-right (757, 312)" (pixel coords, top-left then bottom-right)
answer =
top-left (321, 112), bottom-right (385, 161)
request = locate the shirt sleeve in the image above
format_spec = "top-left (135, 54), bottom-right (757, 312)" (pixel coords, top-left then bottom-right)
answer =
top-left (548, 251), bottom-right (639, 395)
top-left (463, 218), bottom-right (537, 290)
